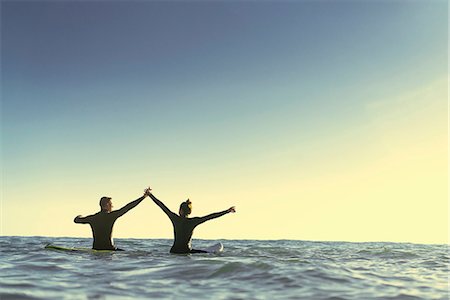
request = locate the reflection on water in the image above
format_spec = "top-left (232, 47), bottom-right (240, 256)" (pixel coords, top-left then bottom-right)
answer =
top-left (0, 237), bottom-right (448, 299)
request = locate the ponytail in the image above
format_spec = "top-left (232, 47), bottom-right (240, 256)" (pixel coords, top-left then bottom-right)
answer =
top-left (179, 199), bottom-right (192, 217)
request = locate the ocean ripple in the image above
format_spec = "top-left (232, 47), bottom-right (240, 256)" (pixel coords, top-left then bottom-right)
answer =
top-left (0, 237), bottom-right (448, 300)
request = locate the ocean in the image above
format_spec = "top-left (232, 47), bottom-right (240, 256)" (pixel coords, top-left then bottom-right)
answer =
top-left (0, 236), bottom-right (448, 300)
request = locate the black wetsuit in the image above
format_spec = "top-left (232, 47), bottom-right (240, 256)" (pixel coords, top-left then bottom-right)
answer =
top-left (149, 194), bottom-right (229, 254)
top-left (74, 196), bottom-right (145, 250)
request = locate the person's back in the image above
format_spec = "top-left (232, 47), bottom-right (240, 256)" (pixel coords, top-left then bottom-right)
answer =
top-left (170, 215), bottom-right (201, 253)
top-left (88, 211), bottom-right (119, 250)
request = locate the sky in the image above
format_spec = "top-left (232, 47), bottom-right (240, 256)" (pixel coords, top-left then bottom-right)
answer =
top-left (1, 0), bottom-right (448, 244)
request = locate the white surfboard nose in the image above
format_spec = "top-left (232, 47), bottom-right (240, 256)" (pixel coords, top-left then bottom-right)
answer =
top-left (204, 242), bottom-right (224, 254)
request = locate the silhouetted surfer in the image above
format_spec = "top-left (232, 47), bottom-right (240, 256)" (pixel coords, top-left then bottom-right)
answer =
top-left (74, 189), bottom-right (150, 250)
top-left (146, 188), bottom-right (235, 254)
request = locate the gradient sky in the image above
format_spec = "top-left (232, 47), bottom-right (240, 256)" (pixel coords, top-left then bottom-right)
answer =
top-left (1, 0), bottom-right (448, 244)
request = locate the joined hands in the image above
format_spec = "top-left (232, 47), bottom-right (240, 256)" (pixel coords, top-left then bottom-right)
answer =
top-left (144, 187), bottom-right (152, 197)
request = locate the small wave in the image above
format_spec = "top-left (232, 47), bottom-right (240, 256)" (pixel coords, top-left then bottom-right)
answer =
top-left (356, 247), bottom-right (420, 259)
top-left (24, 264), bottom-right (68, 272)
top-left (210, 261), bottom-right (272, 278)
top-left (381, 294), bottom-right (425, 300)
top-left (1, 282), bottom-right (37, 290)
top-left (0, 293), bottom-right (39, 300)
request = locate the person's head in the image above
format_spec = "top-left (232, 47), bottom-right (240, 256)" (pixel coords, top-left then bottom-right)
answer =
top-left (99, 197), bottom-right (113, 213)
top-left (179, 199), bottom-right (192, 217)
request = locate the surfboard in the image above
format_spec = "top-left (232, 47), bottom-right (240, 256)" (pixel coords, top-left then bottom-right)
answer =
top-left (202, 242), bottom-right (224, 254)
top-left (45, 243), bottom-right (223, 254)
top-left (44, 244), bottom-right (115, 253)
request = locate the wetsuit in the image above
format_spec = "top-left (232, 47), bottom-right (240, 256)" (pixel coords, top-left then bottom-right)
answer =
top-left (149, 193), bottom-right (229, 254)
top-left (74, 196), bottom-right (145, 250)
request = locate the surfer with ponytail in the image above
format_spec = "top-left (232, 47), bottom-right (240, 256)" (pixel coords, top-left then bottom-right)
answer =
top-left (145, 188), bottom-right (235, 254)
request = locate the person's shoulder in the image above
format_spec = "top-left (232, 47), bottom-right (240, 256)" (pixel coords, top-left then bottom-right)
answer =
top-left (171, 214), bottom-right (185, 222)
top-left (91, 211), bottom-right (107, 218)
top-left (109, 210), bottom-right (122, 217)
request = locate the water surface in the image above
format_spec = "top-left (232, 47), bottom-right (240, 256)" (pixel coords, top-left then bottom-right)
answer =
top-left (0, 237), bottom-right (448, 299)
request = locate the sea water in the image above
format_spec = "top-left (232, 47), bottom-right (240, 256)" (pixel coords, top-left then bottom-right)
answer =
top-left (0, 236), bottom-right (448, 300)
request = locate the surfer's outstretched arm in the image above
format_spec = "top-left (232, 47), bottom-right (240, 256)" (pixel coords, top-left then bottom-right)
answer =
top-left (113, 194), bottom-right (147, 218)
top-left (148, 193), bottom-right (176, 218)
top-left (74, 215), bottom-right (94, 224)
top-left (195, 206), bottom-right (236, 225)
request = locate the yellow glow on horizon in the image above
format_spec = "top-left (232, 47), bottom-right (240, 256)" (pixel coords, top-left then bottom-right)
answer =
top-left (2, 78), bottom-right (447, 245)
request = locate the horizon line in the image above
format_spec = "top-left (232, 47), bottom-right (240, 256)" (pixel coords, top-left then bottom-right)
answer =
top-left (1, 234), bottom-right (448, 246)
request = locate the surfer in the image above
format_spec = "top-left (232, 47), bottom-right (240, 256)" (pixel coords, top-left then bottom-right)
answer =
top-left (145, 188), bottom-right (235, 254)
top-left (74, 188), bottom-right (150, 250)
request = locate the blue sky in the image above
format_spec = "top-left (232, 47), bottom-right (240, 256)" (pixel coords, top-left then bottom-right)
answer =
top-left (1, 0), bottom-right (448, 243)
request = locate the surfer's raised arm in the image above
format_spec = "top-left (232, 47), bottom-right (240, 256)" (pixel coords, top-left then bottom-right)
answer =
top-left (112, 191), bottom-right (148, 218)
top-left (195, 206), bottom-right (236, 225)
top-left (147, 191), bottom-right (176, 218)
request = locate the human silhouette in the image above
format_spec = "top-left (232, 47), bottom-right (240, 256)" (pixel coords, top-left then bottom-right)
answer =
top-left (74, 188), bottom-right (150, 250)
top-left (146, 188), bottom-right (235, 254)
